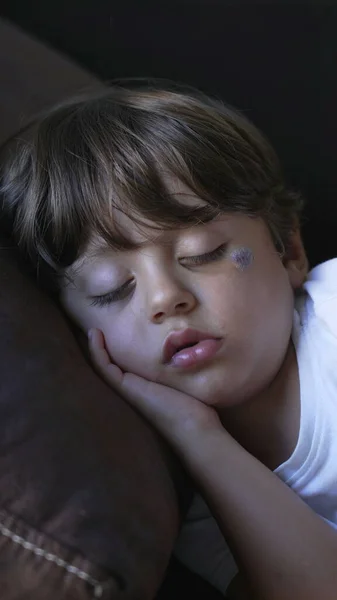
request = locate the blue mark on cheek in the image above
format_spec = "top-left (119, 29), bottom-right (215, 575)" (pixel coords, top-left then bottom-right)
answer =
top-left (230, 247), bottom-right (254, 271)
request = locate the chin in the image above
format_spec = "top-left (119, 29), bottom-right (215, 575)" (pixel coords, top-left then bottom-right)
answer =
top-left (182, 373), bottom-right (250, 408)
top-left (181, 380), bottom-right (230, 407)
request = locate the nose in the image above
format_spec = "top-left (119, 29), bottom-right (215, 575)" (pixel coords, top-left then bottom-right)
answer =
top-left (149, 276), bottom-right (197, 324)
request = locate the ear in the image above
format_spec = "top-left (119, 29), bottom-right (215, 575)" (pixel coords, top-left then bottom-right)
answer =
top-left (284, 228), bottom-right (309, 289)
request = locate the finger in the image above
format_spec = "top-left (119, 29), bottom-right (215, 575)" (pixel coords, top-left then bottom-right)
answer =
top-left (88, 328), bottom-right (110, 367)
top-left (87, 330), bottom-right (183, 430)
top-left (88, 328), bottom-right (123, 387)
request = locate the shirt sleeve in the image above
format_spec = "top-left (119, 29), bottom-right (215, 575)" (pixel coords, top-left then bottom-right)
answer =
top-left (304, 258), bottom-right (337, 338)
top-left (173, 493), bottom-right (238, 595)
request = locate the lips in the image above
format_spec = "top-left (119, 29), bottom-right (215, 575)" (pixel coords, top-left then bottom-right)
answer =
top-left (162, 328), bottom-right (221, 364)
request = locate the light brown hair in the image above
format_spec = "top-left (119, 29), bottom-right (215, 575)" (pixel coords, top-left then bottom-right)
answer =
top-left (0, 80), bottom-right (304, 290)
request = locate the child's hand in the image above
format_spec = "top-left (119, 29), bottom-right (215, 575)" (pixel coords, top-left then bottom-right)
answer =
top-left (88, 328), bottom-right (223, 456)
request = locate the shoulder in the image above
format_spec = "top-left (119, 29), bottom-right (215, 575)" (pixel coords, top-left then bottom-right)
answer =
top-left (303, 258), bottom-right (337, 336)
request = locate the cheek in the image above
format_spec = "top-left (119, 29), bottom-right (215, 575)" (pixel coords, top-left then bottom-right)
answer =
top-left (61, 291), bottom-right (154, 376)
top-left (238, 264), bottom-right (294, 357)
top-left (102, 318), bottom-right (138, 365)
top-left (101, 314), bottom-right (154, 377)
top-left (206, 259), bottom-right (293, 338)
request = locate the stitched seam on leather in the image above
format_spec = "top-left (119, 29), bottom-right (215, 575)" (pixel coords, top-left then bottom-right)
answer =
top-left (0, 522), bottom-right (104, 598)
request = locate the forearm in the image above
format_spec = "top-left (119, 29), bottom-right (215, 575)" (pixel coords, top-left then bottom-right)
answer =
top-left (183, 430), bottom-right (337, 600)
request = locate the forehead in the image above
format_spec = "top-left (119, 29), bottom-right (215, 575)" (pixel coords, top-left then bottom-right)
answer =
top-left (85, 180), bottom-right (209, 259)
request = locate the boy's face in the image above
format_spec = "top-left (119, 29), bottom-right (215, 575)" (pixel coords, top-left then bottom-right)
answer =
top-left (61, 206), bottom-right (306, 409)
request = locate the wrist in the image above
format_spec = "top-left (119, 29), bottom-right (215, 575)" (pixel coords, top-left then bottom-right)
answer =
top-left (181, 426), bottom-right (235, 479)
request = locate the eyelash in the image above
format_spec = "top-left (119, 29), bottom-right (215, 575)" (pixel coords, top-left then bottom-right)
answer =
top-left (181, 242), bottom-right (228, 266)
top-left (89, 243), bottom-right (228, 308)
top-left (89, 279), bottom-right (135, 308)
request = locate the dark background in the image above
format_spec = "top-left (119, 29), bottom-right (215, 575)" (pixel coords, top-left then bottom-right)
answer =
top-left (1, 1), bottom-right (337, 266)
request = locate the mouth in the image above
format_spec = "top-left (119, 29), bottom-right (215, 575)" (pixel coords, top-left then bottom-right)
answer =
top-left (162, 328), bottom-right (223, 368)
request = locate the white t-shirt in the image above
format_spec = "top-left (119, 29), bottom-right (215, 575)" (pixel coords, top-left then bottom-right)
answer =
top-left (174, 258), bottom-right (337, 594)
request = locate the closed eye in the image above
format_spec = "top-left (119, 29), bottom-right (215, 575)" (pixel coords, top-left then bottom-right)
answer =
top-left (88, 243), bottom-right (228, 307)
top-left (180, 243), bottom-right (228, 266)
top-left (89, 279), bottom-right (135, 307)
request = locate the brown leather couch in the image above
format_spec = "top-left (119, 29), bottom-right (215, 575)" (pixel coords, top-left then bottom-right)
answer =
top-left (0, 19), bottom-right (188, 600)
